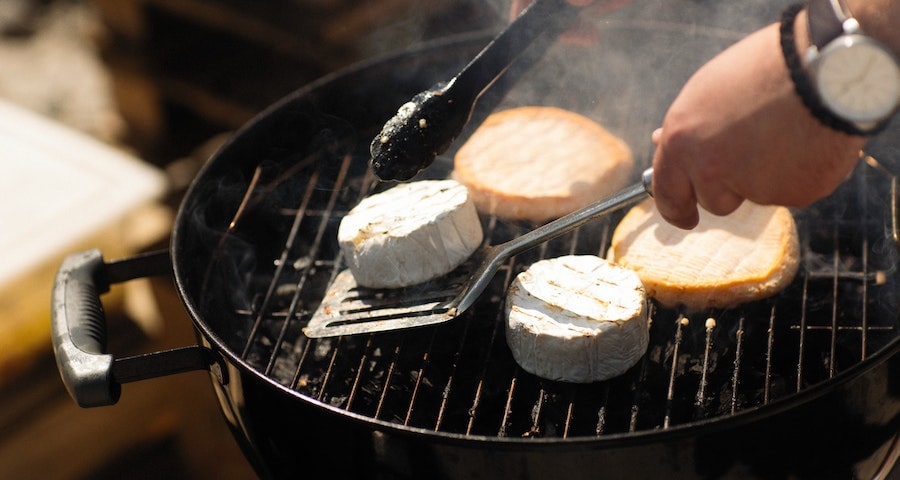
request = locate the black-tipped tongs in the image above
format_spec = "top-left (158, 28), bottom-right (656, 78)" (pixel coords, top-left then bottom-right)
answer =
top-left (369, 0), bottom-right (584, 181)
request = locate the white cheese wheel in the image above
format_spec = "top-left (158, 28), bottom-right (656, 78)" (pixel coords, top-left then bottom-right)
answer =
top-left (338, 180), bottom-right (483, 288)
top-left (452, 106), bottom-right (633, 223)
top-left (505, 255), bottom-right (649, 383)
top-left (608, 200), bottom-right (800, 310)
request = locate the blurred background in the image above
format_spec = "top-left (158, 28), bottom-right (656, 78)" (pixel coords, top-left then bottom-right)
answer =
top-left (0, 0), bottom-right (505, 478)
top-left (4, 1), bottom-right (900, 479)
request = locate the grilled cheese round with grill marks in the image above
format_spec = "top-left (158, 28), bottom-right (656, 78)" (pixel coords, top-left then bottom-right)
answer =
top-left (505, 255), bottom-right (649, 383)
top-left (337, 180), bottom-right (483, 289)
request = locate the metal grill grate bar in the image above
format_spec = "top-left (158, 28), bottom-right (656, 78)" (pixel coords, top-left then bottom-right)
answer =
top-left (594, 384), bottom-right (611, 435)
top-left (465, 298), bottom-right (505, 436)
top-left (859, 164), bottom-right (871, 361)
top-left (829, 221), bottom-right (841, 379)
top-left (317, 336), bottom-right (344, 403)
top-left (346, 335), bottom-right (375, 411)
top-left (289, 161), bottom-right (378, 396)
top-left (764, 305), bottom-right (777, 404)
top-left (730, 316), bottom-right (746, 414)
top-left (376, 341), bottom-right (404, 421)
top-left (404, 330), bottom-right (437, 426)
top-left (562, 387), bottom-right (576, 439)
top-left (434, 317), bottom-right (472, 431)
top-left (498, 374), bottom-right (518, 438)
top-left (796, 274), bottom-right (809, 394)
top-left (694, 317), bottom-right (717, 418)
top-left (663, 315), bottom-right (688, 429)
top-left (240, 167), bottom-right (321, 361)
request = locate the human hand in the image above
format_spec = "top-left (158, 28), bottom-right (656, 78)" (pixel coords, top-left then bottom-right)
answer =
top-left (650, 19), bottom-right (866, 229)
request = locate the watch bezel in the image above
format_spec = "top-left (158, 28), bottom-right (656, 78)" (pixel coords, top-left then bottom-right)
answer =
top-left (808, 34), bottom-right (900, 127)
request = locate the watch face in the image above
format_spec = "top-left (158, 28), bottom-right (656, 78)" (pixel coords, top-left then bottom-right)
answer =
top-left (815, 35), bottom-right (900, 124)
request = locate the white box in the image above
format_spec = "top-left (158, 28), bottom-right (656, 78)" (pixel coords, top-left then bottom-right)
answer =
top-left (0, 99), bottom-right (170, 383)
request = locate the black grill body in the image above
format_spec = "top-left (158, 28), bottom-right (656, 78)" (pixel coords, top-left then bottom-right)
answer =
top-left (170, 19), bottom-right (900, 478)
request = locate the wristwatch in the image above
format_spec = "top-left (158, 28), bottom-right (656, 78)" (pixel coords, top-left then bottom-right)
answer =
top-left (805, 0), bottom-right (900, 132)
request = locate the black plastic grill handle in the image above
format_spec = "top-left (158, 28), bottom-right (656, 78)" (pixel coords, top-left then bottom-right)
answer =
top-left (51, 249), bottom-right (118, 407)
top-left (51, 249), bottom-right (216, 407)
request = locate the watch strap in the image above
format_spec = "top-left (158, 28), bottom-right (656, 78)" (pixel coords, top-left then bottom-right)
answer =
top-left (807, 0), bottom-right (845, 49)
top-left (780, 3), bottom-right (883, 136)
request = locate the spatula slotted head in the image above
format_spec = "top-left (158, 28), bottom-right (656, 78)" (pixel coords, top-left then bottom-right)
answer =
top-left (304, 269), bottom-right (466, 338)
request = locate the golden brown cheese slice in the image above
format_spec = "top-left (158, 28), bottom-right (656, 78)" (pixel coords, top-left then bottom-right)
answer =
top-left (452, 106), bottom-right (633, 223)
top-left (608, 200), bottom-right (800, 310)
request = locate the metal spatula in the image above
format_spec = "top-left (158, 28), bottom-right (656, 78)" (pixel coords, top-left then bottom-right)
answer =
top-left (304, 168), bottom-right (653, 338)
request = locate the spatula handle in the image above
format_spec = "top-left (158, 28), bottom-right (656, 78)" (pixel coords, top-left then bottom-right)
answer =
top-left (450, 168), bottom-right (653, 315)
top-left (502, 168), bottom-right (654, 257)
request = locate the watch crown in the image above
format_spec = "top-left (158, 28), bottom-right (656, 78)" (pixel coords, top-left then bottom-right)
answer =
top-left (841, 17), bottom-right (861, 35)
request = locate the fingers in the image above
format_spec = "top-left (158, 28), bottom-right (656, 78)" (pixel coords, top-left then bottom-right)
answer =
top-left (651, 137), bottom-right (700, 230)
top-left (693, 184), bottom-right (744, 217)
top-left (651, 128), bottom-right (744, 229)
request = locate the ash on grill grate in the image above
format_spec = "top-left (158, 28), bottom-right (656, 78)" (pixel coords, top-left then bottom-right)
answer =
top-left (214, 149), bottom-right (900, 439)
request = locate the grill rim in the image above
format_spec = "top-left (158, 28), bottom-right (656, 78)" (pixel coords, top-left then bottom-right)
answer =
top-left (184, 298), bottom-right (900, 447)
top-left (169, 27), bottom-right (900, 449)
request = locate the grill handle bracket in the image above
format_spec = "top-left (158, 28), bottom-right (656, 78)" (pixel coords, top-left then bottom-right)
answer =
top-left (52, 249), bottom-right (216, 407)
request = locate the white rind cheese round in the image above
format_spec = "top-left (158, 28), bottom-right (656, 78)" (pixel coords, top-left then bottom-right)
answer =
top-left (505, 255), bottom-right (649, 383)
top-left (338, 180), bottom-right (483, 289)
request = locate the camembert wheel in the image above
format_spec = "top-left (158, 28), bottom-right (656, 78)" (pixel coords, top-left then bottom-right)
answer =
top-left (505, 255), bottom-right (649, 383)
top-left (338, 180), bottom-right (483, 288)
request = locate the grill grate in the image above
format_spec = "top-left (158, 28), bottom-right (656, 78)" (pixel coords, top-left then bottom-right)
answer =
top-left (219, 149), bottom-right (900, 440)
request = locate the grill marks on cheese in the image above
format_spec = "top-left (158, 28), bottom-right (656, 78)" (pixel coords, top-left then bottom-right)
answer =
top-left (452, 106), bottom-right (633, 223)
top-left (609, 200), bottom-right (800, 310)
top-left (338, 180), bottom-right (483, 289)
top-left (506, 256), bottom-right (649, 383)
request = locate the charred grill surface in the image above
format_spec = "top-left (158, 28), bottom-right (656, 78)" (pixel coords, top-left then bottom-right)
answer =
top-left (205, 149), bottom-right (900, 439)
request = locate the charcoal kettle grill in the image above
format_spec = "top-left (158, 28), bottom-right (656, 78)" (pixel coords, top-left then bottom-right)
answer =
top-left (52, 2), bottom-right (900, 478)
